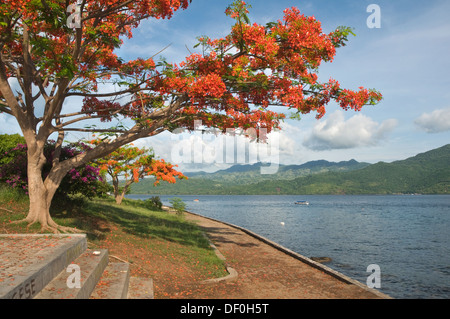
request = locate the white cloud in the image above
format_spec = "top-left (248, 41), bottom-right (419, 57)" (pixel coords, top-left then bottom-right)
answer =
top-left (414, 107), bottom-right (450, 133)
top-left (302, 111), bottom-right (397, 151)
top-left (268, 123), bottom-right (299, 157)
top-left (0, 113), bottom-right (22, 135)
top-left (132, 122), bottom-right (293, 172)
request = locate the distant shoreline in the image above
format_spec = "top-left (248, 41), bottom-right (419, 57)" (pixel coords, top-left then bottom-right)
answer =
top-left (130, 193), bottom-right (449, 196)
top-left (131, 144), bottom-right (450, 195)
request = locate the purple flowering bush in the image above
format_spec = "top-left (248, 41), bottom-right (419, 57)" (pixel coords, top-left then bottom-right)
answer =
top-left (0, 139), bottom-right (107, 200)
top-left (0, 143), bottom-right (28, 191)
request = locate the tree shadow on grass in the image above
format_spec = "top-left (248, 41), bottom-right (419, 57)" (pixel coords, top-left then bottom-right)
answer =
top-left (51, 199), bottom-right (111, 240)
top-left (84, 201), bottom-right (211, 250)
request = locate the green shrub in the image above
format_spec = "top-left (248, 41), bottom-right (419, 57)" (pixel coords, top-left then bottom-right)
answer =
top-left (0, 134), bottom-right (26, 165)
top-left (169, 197), bottom-right (186, 216)
top-left (0, 135), bottom-right (106, 199)
top-left (143, 196), bottom-right (163, 210)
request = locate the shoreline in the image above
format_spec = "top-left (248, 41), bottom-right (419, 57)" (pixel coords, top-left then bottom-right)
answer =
top-left (163, 205), bottom-right (392, 299)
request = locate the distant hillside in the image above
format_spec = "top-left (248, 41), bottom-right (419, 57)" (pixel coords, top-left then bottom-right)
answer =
top-left (131, 144), bottom-right (449, 195)
top-left (225, 144), bottom-right (450, 195)
top-left (130, 158), bottom-right (368, 194)
top-left (184, 159), bottom-right (370, 184)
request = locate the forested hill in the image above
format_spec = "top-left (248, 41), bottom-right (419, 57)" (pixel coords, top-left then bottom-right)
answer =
top-left (185, 159), bottom-right (370, 183)
top-left (226, 144), bottom-right (450, 195)
top-left (131, 144), bottom-right (450, 195)
top-left (130, 159), bottom-right (370, 194)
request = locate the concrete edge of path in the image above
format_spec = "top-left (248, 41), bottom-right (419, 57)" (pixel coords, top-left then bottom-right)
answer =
top-left (178, 208), bottom-right (392, 299)
top-left (162, 205), bottom-right (239, 285)
top-left (200, 234), bottom-right (238, 285)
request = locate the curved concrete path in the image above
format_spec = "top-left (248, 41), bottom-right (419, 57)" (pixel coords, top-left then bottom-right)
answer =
top-left (182, 210), bottom-right (391, 299)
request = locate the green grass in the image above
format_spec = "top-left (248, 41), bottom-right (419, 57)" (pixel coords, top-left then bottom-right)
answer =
top-left (73, 197), bottom-right (211, 248)
top-left (0, 184), bottom-right (29, 208)
top-left (0, 185), bottom-right (227, 291)
top-left (0, 184), bottom-right (33, 232)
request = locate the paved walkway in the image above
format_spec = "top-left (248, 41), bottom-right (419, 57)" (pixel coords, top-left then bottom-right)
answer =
top-left (182, 211), bottom-right (391, 299)
top-left (0, 214), bottom-right (391, 299)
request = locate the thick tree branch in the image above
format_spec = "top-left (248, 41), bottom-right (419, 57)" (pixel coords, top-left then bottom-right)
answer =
top-left (21, 25), bottom-right (35, 114)
top-left (0, 56), bottom-right (30, 134)
top-left (83, 0), bottom-right (135, 22)
top-left (66, 83), bottom-right (145, 98)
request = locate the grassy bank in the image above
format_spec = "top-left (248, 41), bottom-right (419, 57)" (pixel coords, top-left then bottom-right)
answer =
top-left (0, 185), bottom-right (227, 298)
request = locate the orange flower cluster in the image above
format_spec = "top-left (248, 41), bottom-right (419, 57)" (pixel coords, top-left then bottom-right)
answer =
top-left (147, 159), bottom-right (186, 186)
top-left (1, 0), bottom-right (382, 139)
top-left (0, 0), bottom-right (189, 81)
top-left (92, 140), bottom-right (186, 187)
top-left (82, 97), bottom-right (123, 122)
top-left (149, 1), bottom-right (382, 133)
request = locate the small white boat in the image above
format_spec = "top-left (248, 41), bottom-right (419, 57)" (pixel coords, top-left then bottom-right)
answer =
top-left (295, 201), bottom-right (309, 205)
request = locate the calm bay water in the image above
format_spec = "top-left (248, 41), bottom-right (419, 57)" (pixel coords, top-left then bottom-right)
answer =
top-left (128, 194), bottom-right (450, 299)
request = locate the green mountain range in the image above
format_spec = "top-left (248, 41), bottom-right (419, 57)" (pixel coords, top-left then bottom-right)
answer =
top-left (131, 144), bottom-right (450, 195)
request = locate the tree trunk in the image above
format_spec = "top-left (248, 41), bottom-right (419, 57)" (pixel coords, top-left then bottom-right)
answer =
top-left (18, 121), bottom-right (155, 230)
top-left (25, 167), bottom-right (59, 230)
top-left (112, 178), bottom-right (133, 205)
top-left (23, 152), bottom-right (60, 232)
top-left (115, 192), bottom-right (125, 205)
top-left (23, 147), bottom-right (77, 233)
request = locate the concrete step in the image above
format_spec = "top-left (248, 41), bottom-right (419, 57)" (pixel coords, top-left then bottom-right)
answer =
top-left (1, 234), bottom-right (154, 299)
top-left (90, 262), bottom-right (130, 299)
top-left (127, 277), bottom-right (154, 299)
top-left (0, 234), bottom-right (87, 299)
top-left (34, 249), bottom-right (108, 299)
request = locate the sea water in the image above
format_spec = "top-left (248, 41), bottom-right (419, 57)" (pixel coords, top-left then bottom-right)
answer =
top-left (127, 194), bottom-right (450, 299)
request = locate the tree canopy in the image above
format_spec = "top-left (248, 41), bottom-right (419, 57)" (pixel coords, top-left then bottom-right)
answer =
top-left (0, 0), bottom-right (382, 232)
top-left (91, 140), bottom-right (186, 204)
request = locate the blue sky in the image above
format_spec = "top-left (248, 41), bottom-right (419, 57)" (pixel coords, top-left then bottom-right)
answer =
top-left (124, 0), bottom-right (450, 171)
top-left (1, 0), bottom-right (449, 172)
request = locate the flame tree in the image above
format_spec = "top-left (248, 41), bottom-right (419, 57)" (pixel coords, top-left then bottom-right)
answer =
top-left (0, 0), bottom-right (382, 232)
top-left (92, 140), bottom-right (186, 205)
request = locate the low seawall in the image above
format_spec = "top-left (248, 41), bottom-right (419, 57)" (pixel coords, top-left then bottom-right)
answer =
top-left (168, 206), bottom-right (392, 299)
